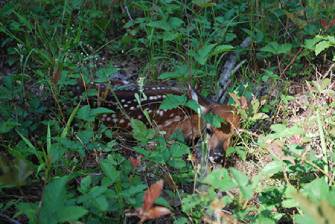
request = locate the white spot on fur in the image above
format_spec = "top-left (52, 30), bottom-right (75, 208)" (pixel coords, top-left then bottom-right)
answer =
top-left (123, 104), bottom-right (128, 108)
top-left (119, 119), bottom-right (125, 124)
top-left (130, 106), bottom-right (135, 110)
top-left (121, 99), bottom-right (126, 103)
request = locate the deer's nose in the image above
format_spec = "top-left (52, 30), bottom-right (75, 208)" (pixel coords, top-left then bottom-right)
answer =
top-left (209, 150), bottom-right (224, 164)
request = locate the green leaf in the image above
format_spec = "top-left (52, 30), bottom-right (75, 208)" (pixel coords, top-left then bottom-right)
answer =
top-left (203, 112), bottom-right (225, 128)
top-left (174, 217), bottom-right (189, 224)
top-left (170, 143), bottom-right (190, 158)
top-left (79, 176), bottom-right (92, 194)
top-left (251, 113), bottom-right (269, 121)
top-left (61, 102), bottom-right (80, 138)
top-left (292, 192), bottom-right (335, 224)
top-left (16, 130), bottom-right (41, 162)
top-left (39, 176), bottom-right (69, 224)
top-left (270, 124), bottom-right (287, 133)
top-left (100, 159), bottom-right (120, 184)
top-left (315, 40), bottom-right (331, 55)
top-left (192, 0), bottom-right (216, 8)
top-left (77, 105), bottom-right (113, 122)
top-left (163, 31), bottom-right (179, 41)
top-left (211, 44), bottom-right (234, 56)
top-left (302, 178), bottom-right (329, 202)
top-left (230, 168), bottom-right (253, 199)
top-left (282, 185), bottom-right (299, 208)
top-left (204, 168), bottom-right (237, 191)
top-left (169, 17), bottom-right (184, 29)
top-left (57, 206), bottom-right (88, 222)
top-left (130, 119), bottom-right (155, 143)
top-left (192, 43), bottom-right (217, 65)
top-left (159, 65), bottom-right (188, 79)
top-left (95, 64), bottom-right (118, 82)
top-left (16, 202), bottom-right (38, 224)
top-left (0, 119), bottom-right (18, 134)
top-left (91, 107), bottom-right (114, 116)
top-left (168, 158), bottom-right (186, 169)
top-left (260, 160), bottom-right (284, 177)
top-left (185, 99), bottom-right (201, 113)
top-left (159, 94), bottom-right (187, 110)
top-left (260, 42), bottom-right (292, 55)
top-left (147, 19), bottom-right (170, 31)
top-left (304, 38), bottom-right (321, 50)
top-left (230, 168), bottom-right (249, 187)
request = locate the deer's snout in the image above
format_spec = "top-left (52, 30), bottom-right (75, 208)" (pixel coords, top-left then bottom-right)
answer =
top-left (209, 144), bottom-right (225, 164)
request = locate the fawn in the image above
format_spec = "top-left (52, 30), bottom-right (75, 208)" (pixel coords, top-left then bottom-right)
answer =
top-left (74, 82), bottom-right (240, 163)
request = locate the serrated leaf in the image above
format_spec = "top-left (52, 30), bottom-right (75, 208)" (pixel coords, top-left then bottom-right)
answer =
top-left (131, 119), bottom-right (155, 143)
top-left (159, 94), bottom-right (187, 110)
top-left (203, 168), bottom-right (236, 191)
top-left (100, 159), bottom-right (120, 183)
top-left (260, 42), bottom-right (292, 55)
top-left (170, 143), bottom-right (190, 158)
top-left (168, 159), bottom-right (186, 169)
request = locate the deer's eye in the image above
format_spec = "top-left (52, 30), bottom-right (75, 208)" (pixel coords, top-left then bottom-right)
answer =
top-left (205, 127), bottom-right (213, 136)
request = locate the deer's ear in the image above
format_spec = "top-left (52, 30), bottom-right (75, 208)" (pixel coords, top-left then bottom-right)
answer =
top-left (188, 85), bottom-right (210, 114)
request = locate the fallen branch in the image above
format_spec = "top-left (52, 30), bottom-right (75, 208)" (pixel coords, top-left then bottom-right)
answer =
top-left (214, 37), bottom-right (252, 103)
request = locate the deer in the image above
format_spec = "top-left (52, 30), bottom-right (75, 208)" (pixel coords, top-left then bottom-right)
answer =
top-left (74, 81), bottom-right (240, 163)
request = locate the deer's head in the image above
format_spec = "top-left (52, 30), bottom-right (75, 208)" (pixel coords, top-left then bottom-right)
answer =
top-left (190, 88), bottom-right (240, 163)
